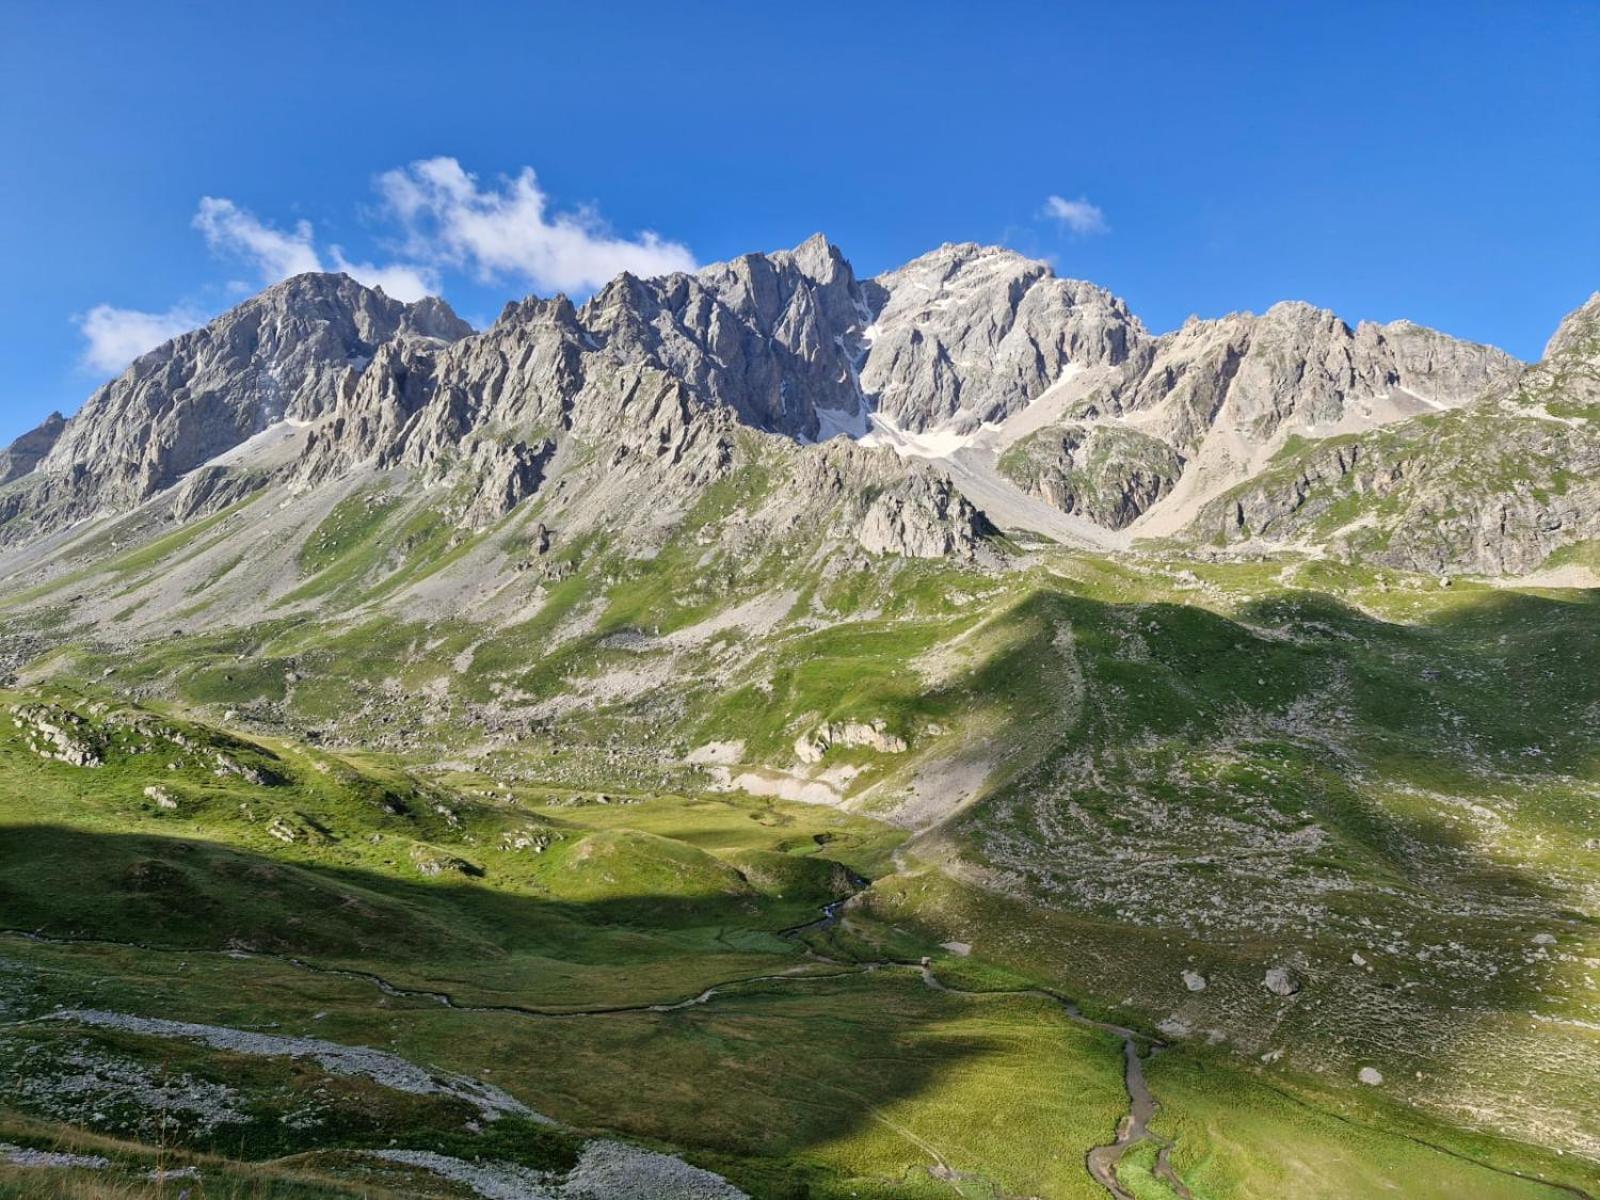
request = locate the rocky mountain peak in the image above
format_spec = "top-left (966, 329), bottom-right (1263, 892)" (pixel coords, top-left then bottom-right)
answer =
top-left (0, 236), bottom-right (1564, 574)
top-left (4, 274), bottom-right (471, 535)
top-left (1544, 292), bottom-right (1600, 362)
top-left (573, 236), bottom-right (869, 439)
top-left (860, 244), bottom-right (1145, 433)
top-left (495, 293), bottom-right (583, 333)
top-left (400, 293), bottom-right (475, 342)
top-left (784, 231), bottom-right (851, 283)
top-left (1260, 299), bottom-right (1349, 332)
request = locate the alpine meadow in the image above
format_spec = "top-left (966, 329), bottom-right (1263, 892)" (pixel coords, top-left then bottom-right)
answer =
top-left (1, 5), bottom-right (1598, 1198)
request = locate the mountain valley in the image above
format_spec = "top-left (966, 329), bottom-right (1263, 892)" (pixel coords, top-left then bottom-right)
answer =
top-left (1, 238), bottom-right (1598, 1200)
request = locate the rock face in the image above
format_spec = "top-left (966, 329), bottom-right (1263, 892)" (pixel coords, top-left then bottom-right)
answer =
top-left (857, 467), bottom-right (990, 558)
top-left (583, 233), bottom-right (871, 440)
top-left (1194, 294), bottom-right (1600, 574)
top-left (849, 249), bottom-right (1518, 541)
top-left (859, 243), bottom-right (1144, 432)
top-left (4, 275), bottom-right (470, 538)
top-left (0, 411), bottom-right (65, 485)
top-left (794, 719), bottom-right (909, 764)
top-left (1108, 303), bottom-right (1519, 456)
top-left (1543, 292), bottom-right (1600, 361)
top-left (997, 424), bottom-right (1184, 529)
top-left (0, 236), bottom-right (1584, 576)
top-left (289, 248), bottom-right (993, 557)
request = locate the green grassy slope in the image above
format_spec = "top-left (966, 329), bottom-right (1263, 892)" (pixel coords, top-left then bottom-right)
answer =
top-left (1, 442), bottom-right (1598, 1195)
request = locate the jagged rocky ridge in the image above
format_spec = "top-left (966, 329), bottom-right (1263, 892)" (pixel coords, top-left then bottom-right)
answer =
top-left (1, 237), bottom-right (1593, 575)
top-left (0, 410), bottom-right (64, 486)
top-left (0, 276), bottom-right (471, 538)
top-left (1198, 293), bottom-right (1600, 574)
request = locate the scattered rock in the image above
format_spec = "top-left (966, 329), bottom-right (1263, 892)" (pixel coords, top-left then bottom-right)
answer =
top-left (143, 785), bottom-right (179, 810)
top-left (1358, 1067), bottom-right (1384, 1086)
top-left (43, 1008), bottom-right (539, 1123)
top-left (1181, 969), bottom-right (1208, 992)
top-left (1264, 966), bottom-right (1301, 997)
top-left (0, 1142), bottom-right (110, 1170)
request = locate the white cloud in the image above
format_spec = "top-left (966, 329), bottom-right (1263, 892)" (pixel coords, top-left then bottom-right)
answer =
top-left (75, 159), bottom-right (688, 375)
top-left (76, 304), bottom-right (203, 374)
top-left (1043, 194), bottom-right (1109, 236)
top-left (191, 197), bottom-right (437, 301)
top-left (327, 250), bottom-right (438, 303)
top-left (376, 157), bottom-right (697, 294)
top-left (193, 196), bottom-right (322, 281)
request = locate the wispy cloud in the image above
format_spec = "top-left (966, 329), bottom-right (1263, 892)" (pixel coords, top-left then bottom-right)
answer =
top-left (376, 157), bottom-right (697, 294)
top-left (327, 250), bottom-right (438, 304)
top-left (76, 303), bottom-right (203, 373)
top-left (76, 159), bottom-right (694, 375)
top-left (190, 197), bottom-right (438, 302)
top-left (1042, 194), bottom-right (1109, 236)
top-left (193, 197), bottom-right (322, 281)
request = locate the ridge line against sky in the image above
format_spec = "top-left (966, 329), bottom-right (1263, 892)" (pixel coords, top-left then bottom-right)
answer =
top-left (2, 0), bottom-right (1597, 442)
top-left (76, 159), bottom-right (1114, 378)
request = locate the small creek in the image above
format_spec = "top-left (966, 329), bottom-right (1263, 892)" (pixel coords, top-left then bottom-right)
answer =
top-left (780, 901), bottom-right (1192, 1198)
top-left (11, 911), bottom-right (1589, 1200)
top-left (6, 912), bottom-right (1186, 1196)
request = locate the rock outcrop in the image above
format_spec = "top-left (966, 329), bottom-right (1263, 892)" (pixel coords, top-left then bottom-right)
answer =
top-left (2, 275), bottom-right (470, 539)
top-left (0, 411), bottom-right (65, 485)
top-left (795, 718), bottom-right (909, 764)
top-left (1193, 293), bottom-right (1600, 574)
top-left (997, 423), bottom-right (1184, 529)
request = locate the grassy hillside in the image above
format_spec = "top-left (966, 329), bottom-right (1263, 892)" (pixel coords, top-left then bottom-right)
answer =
top-left (1, 446), bottom-right (1598, 1196)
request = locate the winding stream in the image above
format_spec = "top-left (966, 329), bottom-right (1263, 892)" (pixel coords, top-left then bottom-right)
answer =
top-left (5, 917), bottom-right (1183, 1195)
top-left (779, 902), bottom-right (1192, 1198)
top-left (5, 917), bottom-right (1589, 1200)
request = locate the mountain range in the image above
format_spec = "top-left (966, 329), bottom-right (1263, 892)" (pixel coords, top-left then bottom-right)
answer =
top-left (1, 239), bottom-right (1598, 1200)
top-left (12, 235), bottom-right (1591, 579)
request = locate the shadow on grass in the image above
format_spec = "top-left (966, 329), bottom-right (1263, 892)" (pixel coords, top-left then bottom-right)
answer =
top-left (874, 581), bottom-right (1600, 1193)
top-left (0, 823), bottom-right (1090, 1199)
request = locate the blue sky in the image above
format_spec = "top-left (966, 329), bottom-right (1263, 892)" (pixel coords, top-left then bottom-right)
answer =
top-left (3, 1), bottom-right (1598, 443)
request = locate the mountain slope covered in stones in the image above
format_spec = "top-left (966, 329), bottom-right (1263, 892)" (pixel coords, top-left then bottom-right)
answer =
top-left (3, 235), bottom-right (1551, 573)
top-left (0, 240), bottom-right (1597, 1200)
top-left (1199, 293), bottom-right (1600, 574)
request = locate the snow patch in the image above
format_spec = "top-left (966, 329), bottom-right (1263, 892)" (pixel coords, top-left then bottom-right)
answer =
top-left (859, 410), bottom-right (998, 460)
top-left (812, 404), bottom-right (870, 442)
